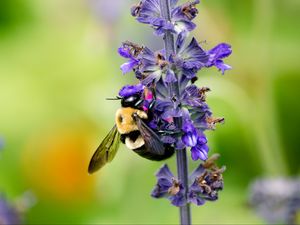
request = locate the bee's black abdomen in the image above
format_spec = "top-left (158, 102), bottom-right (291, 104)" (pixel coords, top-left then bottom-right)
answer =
top-left (127, 130), bottom-right (141, 141)
top-left (122, 130), bottom-right (175, 161)
top-left (133, 145), bottom-right (175, 161)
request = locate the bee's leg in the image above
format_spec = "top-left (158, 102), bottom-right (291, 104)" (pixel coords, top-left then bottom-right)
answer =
top-left (149, 100), bottom-right (155, 110)
top-left (134, 99), bottom-right (143, 108)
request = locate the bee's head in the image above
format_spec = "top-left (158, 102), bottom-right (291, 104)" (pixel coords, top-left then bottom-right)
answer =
top-left (121, 94), bottom-right (143, 108)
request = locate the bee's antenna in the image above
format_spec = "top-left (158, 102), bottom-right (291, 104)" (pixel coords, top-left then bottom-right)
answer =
top-left (106, 96), bottom-right (122, 100)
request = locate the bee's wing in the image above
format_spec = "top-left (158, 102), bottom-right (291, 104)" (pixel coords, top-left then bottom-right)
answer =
top-left (135, 116), bottom-right (165, 155)
top-left (88, 125), bottom-right (120, 174)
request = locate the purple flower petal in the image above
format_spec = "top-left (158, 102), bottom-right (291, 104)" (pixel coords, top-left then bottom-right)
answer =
top-left (215, 60), bottom-right (232, 75)
top-left (175, 38), bottom-right (209, 77)
top-left (118, 47), bottom-right (131, 58)
top-left (191, 143), bottom-right (209, 161)
top-left (118, 84), bottom-right (144, 97)
top-left (208, 43), bottom-right (232, 59)
top-left (182, 133), bottom-right (197, 147)
top-left (191, 146), bottom-right (200, 160)
top-left (156, 164), bottom-right (174, 180)
top-left (169, 190), bottom-right (186, 207)
top-left (120, 58), bottom-right (139, 74)
top-left (206, 43), bottom-right (232, 74)
top-left (197, 134), bottom-right (207, 145)
top-left (188, 191), bottom-right (206, 206)
top-left (176, 31), bottom-right (188, 51)
top-left (157, 178), bottom-right (173, 189)
top-left (174, 20), bottom-right (196, 33)
top-left (165, 69), bottom-right (177, 83)
top-left (141, 71), bottom-right (162, 85)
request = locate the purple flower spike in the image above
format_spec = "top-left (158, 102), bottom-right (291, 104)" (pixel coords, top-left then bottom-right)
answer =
top-left (118, 84), bottom-right (144, 97)
top-left (151, 164), bottom-right (186, 207)
top-left (120, 59), bottom-right (139, 74)
top-left (115, 0), bottom-right (231, 215)
top-left (206, 43), bottom-right (232, 74)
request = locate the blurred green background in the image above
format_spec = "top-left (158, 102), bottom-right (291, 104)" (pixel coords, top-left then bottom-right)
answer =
top-left (0, 0), bottom-right (299, 224)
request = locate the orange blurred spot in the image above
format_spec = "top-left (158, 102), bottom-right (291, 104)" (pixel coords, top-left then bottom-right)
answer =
top-left (22, 125), bottom-right (97, 203)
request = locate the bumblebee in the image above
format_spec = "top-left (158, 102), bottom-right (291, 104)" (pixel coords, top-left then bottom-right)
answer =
top-left (88, 92), bottom-right (174, 174)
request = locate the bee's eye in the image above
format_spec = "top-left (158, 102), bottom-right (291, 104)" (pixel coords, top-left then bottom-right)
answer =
top-left (118, 115), bottom-right (123, 123)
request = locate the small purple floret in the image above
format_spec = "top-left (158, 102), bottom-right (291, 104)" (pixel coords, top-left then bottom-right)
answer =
top-left (151, 164), bottom-right (186, 207)
top-left (182, 120), bottom-right (198, 147)
top-left (188, 154), bottom-right (225, 204)
top-left (206, 43), bottom-right (232, 74)
top-left (190, 133), bottom-right (208, 161)
top-left (118, 84), bottom-right (144, 97)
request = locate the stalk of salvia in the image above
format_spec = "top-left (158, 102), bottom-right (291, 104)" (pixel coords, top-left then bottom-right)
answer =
top-left (117, 0), bottom-right (232, 224)
top-left (159, 0), bottom-right (191, 224)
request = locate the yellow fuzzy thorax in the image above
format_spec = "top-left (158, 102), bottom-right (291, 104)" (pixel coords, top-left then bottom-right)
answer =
top-left (115, 107), bottom-right (148, 134)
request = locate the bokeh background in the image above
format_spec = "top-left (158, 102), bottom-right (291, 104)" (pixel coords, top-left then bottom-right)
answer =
top-left (0, 0), bottom-right (299, 224)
